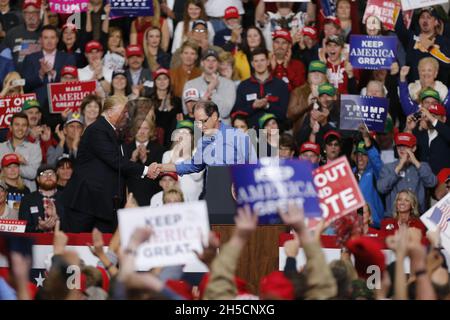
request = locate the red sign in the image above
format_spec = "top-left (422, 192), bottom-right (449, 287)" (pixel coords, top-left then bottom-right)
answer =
top-left (0, 219), bottom-right (27, 233)
top-left (363, 0), bottom-right (401, 31)
top-left (312, 157), bottom-right (365, 223)
top-left (0, 93), bottom-right (37, 129)
top-left (48, 80), bottom-right (96, 113)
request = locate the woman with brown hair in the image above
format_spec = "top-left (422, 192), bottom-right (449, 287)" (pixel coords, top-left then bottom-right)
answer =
top-left (170, 40), bottom-right (202, 98)
top-left (103, 27), bottom-right (126, 72)
top-left (171, 0), bottom-right (214, 54)
top-left (130, 0), bottom-right (170, 52)
top-left (124, 115), bottom-right (166, 206)
top-left (80, 95), bottom-right (102, 128)
top-left (142, 26), bottom-right (172, 72)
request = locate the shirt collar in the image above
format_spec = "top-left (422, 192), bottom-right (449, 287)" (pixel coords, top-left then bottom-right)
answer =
top-left (103, 115), bottom-right (116, 131)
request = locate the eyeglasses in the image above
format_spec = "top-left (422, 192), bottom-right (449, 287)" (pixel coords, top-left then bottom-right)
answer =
top-left (40, 171), bottom-right (56, 177)
top-left (193, 29), bottom-right (207, 33)
top-left (194, 116), bottom-right (210, 127)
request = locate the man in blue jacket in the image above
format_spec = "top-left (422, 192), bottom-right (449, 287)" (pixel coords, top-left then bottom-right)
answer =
top-left (352, 126), bottom-right (384, 228)
top-left (232, 47), bottom-right (289, 128)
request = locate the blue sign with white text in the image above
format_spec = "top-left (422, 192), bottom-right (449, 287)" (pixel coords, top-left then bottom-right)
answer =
top-left (349, 35), bottom-right (397, 70)
top-left (230, 158), bottom-right (322, 224)
top-left (110, 0), bottom-right (153, 17)
top-left (340, 95), bottom-right (389, 132)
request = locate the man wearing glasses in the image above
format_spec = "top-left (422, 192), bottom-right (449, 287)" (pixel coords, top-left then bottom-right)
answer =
top-left (19, 165), bottom-right (63, 232)
top-left (2, 0), bottom-right (42, 71)
top-left (157, 100), bottom-right (257, 199)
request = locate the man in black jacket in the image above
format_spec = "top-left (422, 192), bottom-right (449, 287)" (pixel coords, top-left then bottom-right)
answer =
top-left (62, 95), bottom-right (160, 233)
top-left (406, 103), bottom-right (450, 175)
top-left (19, 165), bottom-right (62, 233)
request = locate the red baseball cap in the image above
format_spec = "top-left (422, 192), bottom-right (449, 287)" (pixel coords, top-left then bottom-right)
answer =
top-left (395, 132), bottom-right (416, 148)
top-left (272, 29), bottom-right (292, 44)
top-left (160, 172), bottom-right (178, 181)
top-left (126, 45), bottom-right (144, 58)
top-left (152, 68), bottom-right (170, 80)
top-left (224, 6), bottom-right (239, 20)
top-left (324, 130), bottom-right (342, 141)
top-left (302, 26), bottom-right (318, 39)
top-left (2, 153), bottom-right (20, 167)
top-left (428, 103), bottom-right (446, 116)
top-left (324, 16), bottom-right (341, 28)
top-left (85, 41), bottom-right (103, 53)
top-left (437, 168), bottom-right (450, 184)
top-left (259, 271), bottom-right (295, 300)
top-left (23, 0), bottom-right (41, 10)
top-left (346, 236), bottom-right (386, 279)
top-left (300, 142), bottom-right (321, 155)
top-left (61, 65), bottom-right (78, 78)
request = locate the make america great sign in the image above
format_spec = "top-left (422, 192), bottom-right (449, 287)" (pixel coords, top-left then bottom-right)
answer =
top-left (349, 35), bottom-right (397, 70)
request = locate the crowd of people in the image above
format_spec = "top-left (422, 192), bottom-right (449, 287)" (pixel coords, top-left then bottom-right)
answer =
top-left (0, 0), bottom-right (450, 301)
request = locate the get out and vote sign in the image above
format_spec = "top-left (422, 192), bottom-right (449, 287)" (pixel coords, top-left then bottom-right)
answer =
top-left (349, 35), bottom-right (397, 70)
top-left (0, 93), bottom-right (37, 129)
top-left (118, 201), bottom-right (210, 270)
top-left (312, 157), bottom-right (365, 223)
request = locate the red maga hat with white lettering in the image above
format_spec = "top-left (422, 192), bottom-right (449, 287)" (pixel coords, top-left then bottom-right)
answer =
top-left (272, 29), bottom-right (292, 43)
top-left (224, 6), bottom-right (240, 20)
top-left (324, 16), bottom-right (341, 27)
top-left (302, 26), bottom-right (318, 39)
top-left (300, 142), bottom-right (321, 156)
top-left (159, 172), bottom-right (178, 181)
top-left (428, 103), bottom-right (446, 116)
top-left (152, 68), bottom-right (170, 80)
top-left (61, 65), bottom-right (78, 78)
top-left (126, 45), bottom-right (144, 58)
top-left (85, 40), bottom-right (103, 53)
top-left (1, 153), bottom-right (20, 167)
top-left (23, 0), bottom-right (41, 10)
top-left (394, 132), bottom-right (416, 148)
top-left (324, 130), bottom-right (342, 141)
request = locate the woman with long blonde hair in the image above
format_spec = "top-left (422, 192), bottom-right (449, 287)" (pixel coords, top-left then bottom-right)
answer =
top-left (142, 26), bottom-right (171, 72)
top-left (0, 72), bottom-right (25, 97)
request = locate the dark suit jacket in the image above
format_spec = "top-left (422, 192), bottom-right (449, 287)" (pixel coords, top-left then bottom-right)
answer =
top-left (124, 140), bottom-right (166, 206)
top-left (125, 67), bottom-right (153, 97)
top-left (414, 121), bottom-right (450, 175)
top-left (63, 117), bottom-right (145, 226)
top-left (18, 191), bottom-right (64, 233)
top-left (22, 50), bottom-right (76, 118)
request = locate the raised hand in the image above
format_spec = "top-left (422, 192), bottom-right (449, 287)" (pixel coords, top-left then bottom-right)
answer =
top-left (53, 220), bottom-right (68, 254)
top-left (234, 205), bottom-right (258, 240)
top-left (400, 66), bottom-right (410, 82)
top-left (279, 202), bottom-right (306, 234)
top-left (128, 226), bottom-right (153, 250)
top-left (88, 228), bottom-right (105, 257)
top-left (193, 231), bottom-right (220, 267)
top-left (40, 125), bottom-right (52, 142)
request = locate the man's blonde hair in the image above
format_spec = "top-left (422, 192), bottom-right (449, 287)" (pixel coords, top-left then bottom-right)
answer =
top-left (103, 95), bottom-right (128, 114)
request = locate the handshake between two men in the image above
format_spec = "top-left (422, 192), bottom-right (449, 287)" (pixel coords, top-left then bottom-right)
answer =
top-left (145, 162), bottom-right (176, 180)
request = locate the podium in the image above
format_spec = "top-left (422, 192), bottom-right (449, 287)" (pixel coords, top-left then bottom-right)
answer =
top-left (211, 224), bottom-right (288, 294)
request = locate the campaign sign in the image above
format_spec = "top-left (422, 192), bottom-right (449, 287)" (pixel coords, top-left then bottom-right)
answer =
top-left (340, 94), bottom-right (389, 132)
top-left (0, 219), bottom-right (27, 233)
top-left (118, 201), bottom-right (210, 270)
top-left (363, 0), bottom-right (401, 31)
top-left (48, 0), bottom-right (89, 13)
top-left (48, 81), bottom-right (96, 114)
top-left (312, 157), bottom-right (365, 223)
top-left (401, 0), bottom-right (447, 11)
top-left (420, 193), bottom-right (450, 256)
top-left (110, 0), bottom-right (154, 17)
top-left (349, 35), bottom-right (397, 70)
top-left (0, 93), bottom-right (37, 129)
top-left (230, 158), bottom-right (322, 224)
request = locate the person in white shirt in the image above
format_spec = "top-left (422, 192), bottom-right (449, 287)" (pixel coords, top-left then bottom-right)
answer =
top-left (171, 0), bottom-right (215, 54)
top-left (78, 40), bottom-right (112, 97)
top-left (150, 172), bottom-right (179, 207)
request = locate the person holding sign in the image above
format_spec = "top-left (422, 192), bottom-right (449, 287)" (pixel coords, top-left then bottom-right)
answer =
top-left (62, 95), bottom-right (161, 233)
top-left (377, 132), bottom-right (437, 215)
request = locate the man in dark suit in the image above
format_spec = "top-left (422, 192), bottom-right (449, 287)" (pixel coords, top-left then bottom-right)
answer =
top-left (124, 45), bottom-right (153, 97)
top-left (19, 165), bottom-right (63, 233)
top-left (22, 25), bottom-right (76, 126)
top-left (62, 95), bottom-right (160, 233)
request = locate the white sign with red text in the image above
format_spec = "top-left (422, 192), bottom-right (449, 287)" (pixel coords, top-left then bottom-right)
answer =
top-left (0, 219), bottom-right (27, 233)
top-left (401, 0), bottom-right (447, 11)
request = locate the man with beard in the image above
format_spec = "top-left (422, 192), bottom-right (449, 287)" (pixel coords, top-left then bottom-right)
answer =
top-left (18, 165), bottom-right (62, 232)
top-left (270, 29), bottom-right (306, 92)
top-left (62, 95), bottom-right (160, 233)
top-left (395, 6), bottom-right (450, 82)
